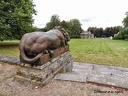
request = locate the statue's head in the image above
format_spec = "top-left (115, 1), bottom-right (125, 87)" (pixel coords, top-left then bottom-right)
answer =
top-left (63, 31), bottom-right (70, 42)
top-left (54, 26), bottom-right (70, 42)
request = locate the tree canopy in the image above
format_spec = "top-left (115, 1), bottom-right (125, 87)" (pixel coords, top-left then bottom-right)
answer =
top-left (114, 12), bottom-right (128, 40)
top-left (44, 15), bottom-right (83, 38)
top-left (45, 14), bottom-right (60, 30)
top-left (68, 19), bottom-right (83, 38)
top-left (0, 0), bottom-right (36, 41)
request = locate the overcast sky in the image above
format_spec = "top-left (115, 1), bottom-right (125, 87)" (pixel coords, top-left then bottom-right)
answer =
top-left (33, 0), bottom-right (128, 30)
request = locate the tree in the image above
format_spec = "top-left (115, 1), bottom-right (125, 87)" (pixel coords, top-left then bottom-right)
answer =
top-left (60, 20), bottom-right (71, 36)
top-left (44, 15), bottom-right (83, 38)
top-left (0, 0), bottom-right (11, 41)
top-left (113, 27), bottom-right (125, 40)
top-left (87, 27), bottom-right (97, 34)
top-left (0, 0), bottom-right (36, 40)
top-left (123, 12), bottom-right (128, 28)
top-left (68, 19), bottom-right (83, 38)
top-left (95, 28), bottom-right (103, 37)
top-left (114, 12), bottom-right (128, 40)
top-left (104, 26), bottom-right (121, 38)
top-left (88, 27), bottom-right (103, 37)
top-left (60, 20), bottom-right (70, 29)
top-left (123, 12), bottom-right (128, 39)
top-left (45, 14), bottom-right (60, 30)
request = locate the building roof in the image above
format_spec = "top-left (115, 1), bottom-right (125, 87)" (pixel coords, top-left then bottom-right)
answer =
top-left (80, 31), bottom-right (91, 34)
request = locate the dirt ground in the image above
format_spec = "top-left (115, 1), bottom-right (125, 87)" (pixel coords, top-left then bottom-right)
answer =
top-left (0, 62), bottom-right (128, 96)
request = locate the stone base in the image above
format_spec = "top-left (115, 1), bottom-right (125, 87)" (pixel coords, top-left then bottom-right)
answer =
top-left (20, 45), bottom-right (70, 65)
top-left (16, 51), bottom-right (73, 86)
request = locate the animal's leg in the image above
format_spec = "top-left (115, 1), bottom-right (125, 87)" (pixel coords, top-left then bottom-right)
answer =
top-left (47, 50), bottom-right (54, 58)
top-left (43, 49), bottom-right (49, 54)
top-left (61, 40), bottom-right (66, 47)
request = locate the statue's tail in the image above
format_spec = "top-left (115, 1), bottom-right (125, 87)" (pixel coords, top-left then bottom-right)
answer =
top-left (19, 35), bottom-right (43, 64)
top-left (20, 49), bottom-right (43, 64)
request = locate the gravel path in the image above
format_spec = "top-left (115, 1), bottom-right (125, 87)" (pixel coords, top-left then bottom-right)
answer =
top-left (0, 62), bottom-right (128, 96)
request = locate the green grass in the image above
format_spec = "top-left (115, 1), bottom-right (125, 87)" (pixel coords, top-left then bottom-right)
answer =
top-left (69, 39), bottom-right (128, 68)
top-left (0, 39), bottom-right (128, 68)
top-left (0, 40), bottom-right (20, 57)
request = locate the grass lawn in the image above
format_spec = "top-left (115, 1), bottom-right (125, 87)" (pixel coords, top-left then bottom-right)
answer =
top-left (0, 39), bottom-right (128, 68)
top-left (0, 40), bottom-right (20, 57)
top-left (69, 39), bottom-right (128, 68)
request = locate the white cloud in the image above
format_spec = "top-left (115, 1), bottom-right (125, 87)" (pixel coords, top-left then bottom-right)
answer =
top-left (33, 0), bottom-right (128, 30)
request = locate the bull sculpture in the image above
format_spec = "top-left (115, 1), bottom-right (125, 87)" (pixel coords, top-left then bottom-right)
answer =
top-left (19, 26), bottom-right (70, 64)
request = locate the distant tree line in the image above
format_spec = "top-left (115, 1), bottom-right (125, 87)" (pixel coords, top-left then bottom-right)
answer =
top-left (87, 26), bottom-right (122, 38)
top-left (87, 12), bottom-right (128, 40)
top-left (41, 14), bottom-right (127, 39)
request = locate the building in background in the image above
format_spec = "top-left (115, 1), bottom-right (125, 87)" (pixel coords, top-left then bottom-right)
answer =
top-left (80, 31), bottom-right (94, 38)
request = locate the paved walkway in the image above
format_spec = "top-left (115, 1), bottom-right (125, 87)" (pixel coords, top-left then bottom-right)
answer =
top-left (55, 62), bottom-right (128, 89)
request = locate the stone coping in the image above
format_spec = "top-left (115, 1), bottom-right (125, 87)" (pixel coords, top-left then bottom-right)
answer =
top-left (55, 62), bottom-right (128, 89)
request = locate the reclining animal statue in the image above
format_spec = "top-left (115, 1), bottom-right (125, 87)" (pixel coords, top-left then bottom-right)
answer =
top-left (19, 26), bottom-right (70, 64)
